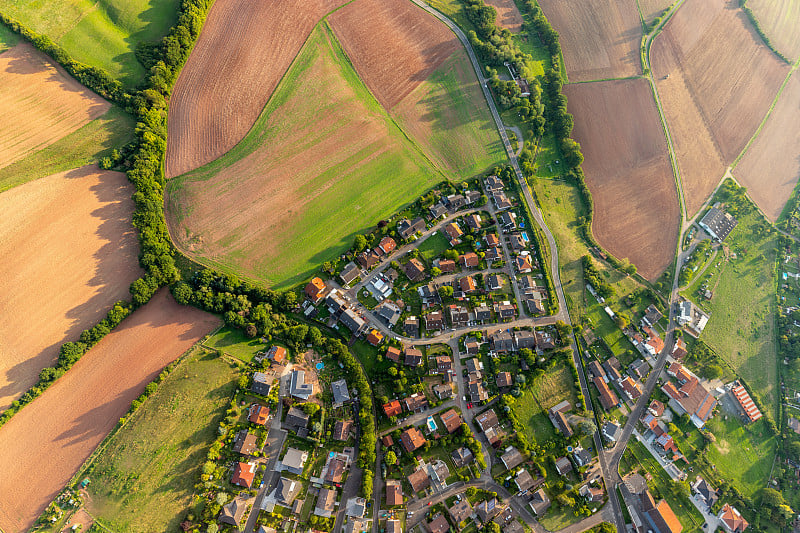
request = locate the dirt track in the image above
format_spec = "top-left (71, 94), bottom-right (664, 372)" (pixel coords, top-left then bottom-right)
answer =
top-left (484, 0), bottom-right (523, 33)
top-left (0, 289), bottom-right (220, 533)
top-left (537, 0), bottom-right (641, 81)
top-left (565, 79), bottom-right (679, 280)
top-left (328, 0), bottom-right (459, 109)
top-left (0, 44), bottom-right (109, 170)
top-left (165, 0), bottom-right (347, 178)
top-left (652, 0), bottom-right (788, 215)
top-left (735, 73), bottom-right (800, 221)
top-left (0, 165), bottom-right (141, 411)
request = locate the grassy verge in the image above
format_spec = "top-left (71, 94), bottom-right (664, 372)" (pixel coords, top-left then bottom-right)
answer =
top-left (84, 347), bottom-right (241, 532)
top-left (0, 19), bottom-right (18, 51)
top-left (0, 106), bottom-right (135, 192)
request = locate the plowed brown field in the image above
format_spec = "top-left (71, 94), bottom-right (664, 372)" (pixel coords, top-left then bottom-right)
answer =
top-left (652, 0), bottom-right (789, 215)
top-left (484, 0), bottom-right (523, 33)
top-left (0, 44), bottom-right (109, 170)
top-left (564, 79), bottom-right (679, 280)
top-left (537, 0), bottom-right (641, 81)
top-left (165, 0), bottom-right (347, 178)
top-left (735, 74), bottom-right (800, 221)
top-left (328, 0), bottom-right (459, 109)
top-left (0, 165), bottom-right (141, 412)
top-left (747, 0), bottom-right (800, 62)
top-left (639, 0), bottom-right (673, 23)
top-left (0, 289), bottom-right (220, 533)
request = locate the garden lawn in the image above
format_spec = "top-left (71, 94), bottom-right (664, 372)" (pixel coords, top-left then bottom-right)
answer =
top-left (0, 107), bottom-right (135, 192)
top-left (510, 361), bottom-right (577, 445)
top-left (204, 325), bottom-right (271, 363)
top-left (0, 0), bottom-right (180, 86)
top-left (85, 347), bottom-right (241, 532)
top-left (704, 416), bottom-right (777, 499)
top-left (417, 231), bottom-right (451, 263)
top-left (688, 209), bottom-right (778, 415)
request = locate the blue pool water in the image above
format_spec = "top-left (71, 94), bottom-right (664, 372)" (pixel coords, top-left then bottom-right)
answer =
top-left (521, 232), bottom-right (529, 243)
top-left (316, 362), bottom-right (324, 370)
top-left (426, 416), bottom-right (437, 432)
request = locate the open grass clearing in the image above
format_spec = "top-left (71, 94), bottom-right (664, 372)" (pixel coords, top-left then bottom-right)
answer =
top-left (85, 347), bottom-right (240, 532)
top-left (0, 0), bottom-right (179, 86)
top-left (417, 231), bottom-right (451, 263)
top-left (166, 23), bottom-right (443, 288)
top-left (0, 21), bottom-right (19, 51)
top-left (509, 361), bottom-right (577, 445)
top-left (203, 325), bottom-right (271, 364)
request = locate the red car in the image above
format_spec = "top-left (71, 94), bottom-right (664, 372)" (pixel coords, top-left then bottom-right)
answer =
top-left (467, 402), bottom-right (473, 409)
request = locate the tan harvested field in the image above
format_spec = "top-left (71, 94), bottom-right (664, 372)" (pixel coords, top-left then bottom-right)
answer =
top-left (328, 0), bottom-right (459, 109)
top-left (0, 289), bottom-right (220, 533)
top-left (639, 0), bottom-right (673, 23)
top-left (165, 0), bottom-right (348, 178)
top-left (0, 165), bottom-right (141, 412)
top-left (0, 43), bottom-right (110, 171)
top-left (748, 0), bottom-right (800, 61)
top-left (564, 79), bottom-right (679, 280)
top-left (735, 74), bottom-right (800, 221)
top-left (652, 0), bottom-right (789, 215)
top-left (484, 0), bottom-right (524, 33)
top-left (537, 0), bottom-right (641, 81)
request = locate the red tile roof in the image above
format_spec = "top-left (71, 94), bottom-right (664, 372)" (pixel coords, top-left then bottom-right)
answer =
top-left (383, 400), bottom-right (402, 417)
top-left (231, 462), bottom-right (256, 488)
top-left (719, 503), bottom-right (748, 533)
top-left (731, 382), bottom-right (762, 422)
top-left (248, 404), bottom-right (270, 425)
top-left (400, 427), bottom-right (427, 453)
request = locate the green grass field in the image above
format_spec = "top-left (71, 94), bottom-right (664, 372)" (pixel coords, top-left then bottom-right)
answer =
top-left (167, 22), bottom-right (470, 288)
top-left (685, 209), bottom-right (778, 414)
top-left (394, 49), bottom-right (505, 178)
top-left (0, 21), bottom-right (19, 51)
top-left (417, 231), bottom-right (451, 262)
top-left (510, 361), bottom-right (577, 445)
top-left (85, 347), bottom-right (241, 532)
top-left (203, 325), bottom-right (274, 364)
top-left (0, 106), bottom-right (135, 192)
top-left (704, 416), bottom-right (776, 498)
top-left (0, 0), bottom-right (179, 85)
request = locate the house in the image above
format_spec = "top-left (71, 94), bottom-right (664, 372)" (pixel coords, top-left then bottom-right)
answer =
top-left (672, 337), bottom-right (688, 359)
top-left (459, 275), bottom-right (477, 293)
top-left (494, 302), bottom-right (516, 320)
top-left (386, 346), bottom-right (401, 363)
top-left (379, 236), bottom-right (397, 254)
top-left (451, 447), bottom-right (474, 467)
top-left (593, 376), bottom-right (620, 410)
top-left (602, 359), bottom-right (622, 382)
top-left (345, 519), bottom-right (369, 533)
top-left (649, 400), bottom-right (665, 416)
top-left (515, 469), bottom-right (539, 492)
top-left (548, 400), bottom-right (573, 438)
top-left (433, 355), bottom-right (452, 373)
top-left (579, 484), bottom-right (605, 503)
top-left (436, 258), bottom-right (456, 273)
top-left (425, 311), bottom-right (444, 332)
top-left (460, 252), bottom-right (480, 268)
top-left (231, 461), bottom-right (256, 488)
top-left (404, 347), bottom-right (424, 367)
top-left (501, 447), bottom-right (525, 470)
top-left (485, 246), bottom-right (503, 262)
top-left (464, 337), bottom-right (481, 355)
top-left (408, 467), bottom-right (431, 493)
top-left (275, 477), bottom-right (301, 506)
top-left (476, 498), bottom-right (499, 523)
top-left (376, 300), bottom-right (402, 326)
top-left (514, 330), bottom-right (536, 350)
top-left (386, 479), bottom-right (403, 506)
top-left (418, 283), bottom-right (440, 307)
top-left (404, 392), bottom-right (428, 412)
top-left (357, 249), bottom-right (380, 270)
top-left (643, 304), bottom-right (663, 327)
top-left (233, 430), bottom-right (258, 455)
top-left (248, 404), bottom-right (270, 426)
top-left (368, 277), bottom-right (393, 300)
top-left (314, 487), bottom-right (337, 517)
top-left (333, 419), bottom-right (353, 441)
top-left (587, 361), bottom-right (605, 380)
top-left (340, 262), bottom-right (362, 286)
top-left (219, 496), bottom-right (249, 526)
top-left (662, 377), bottom-right (717, 428)
top-left (328, 379), bottom-right (351, 408)
top-left (494, 192), bottom-right (513, 212)
top-left (484, 425), bottom-right (502, 446)
top-left (514, 255), bottom-right (533, 273)
top-left (718, 503), bottom-right (748, 533)
top-left (667, 362), bottom-right (693, 384)
top-left (469, 381), bottom-right (489, 402)
top-left (526, 296), bottom-right (546, 315)
top-left (251, 372), bottom-right (272, 395)
top-left (476, 409), bottom-right (499, 432)
top-left (465, 190), bottom-right (482, 205)
top-left (555, 456), bottom-right (572, 475)
top-left (496, 372), bottom-right (513, 388)
top-left (444, 222), bottom-right (464, 245)
top-left (386, 520), bottom-right (402, 533)
top-left (620, 376), bottom-right (643, 401)
top-left (486, 233), bottom-right (500, 247)
top-left (445, 194), bottom-right (466, 211)
top-left (448, 304), bottom-right (469, 327)
top-left (398, 217), bottom-right (426, 239)
top-left (429, 202), bottom-right (448, 219)
top-left (504, 522), bottom-right (524, 533)
top-left (730, 381), bottom-right (762, 422)
top-left (266, 345), bottom-right (287, 365)
top-left (529, 488), bottom-right (551, 515)
top-left (400, 427), bottom-right (427, 453)
top-left (340, 308), bottom-right (367, 335)
top-left (281, 448), bottom-right (308, 475)
top-left (572, 447), bottom-right (593, 468)
top-left (382, 435), bottom-right (394, 447)
top-left (426, 513), bottom-right (450, 533)
top-left (466, 213), bottom-right (482, 230)
top-left (289, 369), bottom-right (314, 400)
top-left (474, 304), bottom-right (492, 322)
top-left (630, 359), bottom-right (650, 380)
top-left (434, 383), bottom-right (453, 399)
top-left (485, 274), bottom-right (503, 291)
top-left (699, 205), bottom-right (738, 241)
top-left (484, 175), bottom-right (504, 192)
top-left (449, 498), bottom-right (474, 525)
top-left (602, 421), bottom-right (622, 443)
top-left (429, 459), bottom-right (450, 484)
top-left (284, 406), bottom-right (309, 433)
top-left (691, 476), bottom-right (719, 510)
top-left (305, 277), bottom-right (327, 304)
top-left (465, 357), bottom-right (483, 375)
top-left (383, 400), bottom-right (402, 418)
top-left (640, 491), bottom-right (683, 533)
top-left (535, 330), bottom-right (556, 350)
top-left (366, 329), bottom-right (384, 346)
top-left (404, 317), bottom-right (420, 337)
top-left (404, 258), bottom-right (426, 281)
top-left (346, 497), bottom-right (367, 518)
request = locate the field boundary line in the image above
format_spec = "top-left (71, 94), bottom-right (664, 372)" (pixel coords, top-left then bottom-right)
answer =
top-left (564, 75), bottom-right (643, 85)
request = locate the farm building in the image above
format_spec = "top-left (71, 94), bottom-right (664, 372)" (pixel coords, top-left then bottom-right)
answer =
top-left (699, 205), bottom-right (737, 241)
top-left (729, 381), bottom-right (762, 422)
